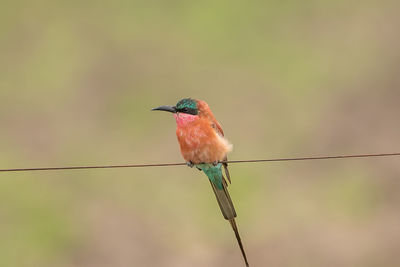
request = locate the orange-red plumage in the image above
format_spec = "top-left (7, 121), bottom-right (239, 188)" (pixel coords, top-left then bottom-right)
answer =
top-left (152, 98), bottom-right (248, 266)
top-left (174, 100), bottom-right (232, 164)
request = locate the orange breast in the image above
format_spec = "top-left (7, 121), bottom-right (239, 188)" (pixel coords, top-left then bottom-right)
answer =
top-left (176, 118), bottom-right (231, 164)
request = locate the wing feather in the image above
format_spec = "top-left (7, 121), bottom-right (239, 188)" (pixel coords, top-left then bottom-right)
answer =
top-left (211, 122), bottom-right (231, 184)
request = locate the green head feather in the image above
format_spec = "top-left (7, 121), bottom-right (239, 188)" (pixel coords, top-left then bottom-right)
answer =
top-left (175, 98), bottom-right (198, 115)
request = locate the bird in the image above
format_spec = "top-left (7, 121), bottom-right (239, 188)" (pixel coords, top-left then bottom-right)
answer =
top-left (152, 98), bottom-right (249, 267)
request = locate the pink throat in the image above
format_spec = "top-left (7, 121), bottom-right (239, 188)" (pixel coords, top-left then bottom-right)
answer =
top-left (174, 113), bottom-right (197, 127)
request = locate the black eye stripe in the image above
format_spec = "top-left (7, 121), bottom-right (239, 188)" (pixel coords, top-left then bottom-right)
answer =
top-left (177, 107), bottom-right (198, 115)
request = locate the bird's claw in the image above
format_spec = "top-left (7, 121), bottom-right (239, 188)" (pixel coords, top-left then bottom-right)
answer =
top-left (187, 161), bottom-right (202, 171)
top-left (212, 161), bottom-right (219, 166)
top-left (186, 161), bottom-right (194, 168)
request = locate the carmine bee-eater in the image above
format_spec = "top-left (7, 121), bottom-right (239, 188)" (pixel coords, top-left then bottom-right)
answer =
top-left (152, 98), bottom-right (249, 267)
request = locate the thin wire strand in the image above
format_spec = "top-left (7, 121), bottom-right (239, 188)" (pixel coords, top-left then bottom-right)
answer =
top-left (0, 152), bottom-right (399, 173)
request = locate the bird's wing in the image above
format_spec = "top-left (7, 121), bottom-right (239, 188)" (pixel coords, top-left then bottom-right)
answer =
top-left (211, 121), bottom-right (231, 184)
top-left (222, 156), bottom-right (231, 184)
top-left (212, 120), bottom-right (224, 136)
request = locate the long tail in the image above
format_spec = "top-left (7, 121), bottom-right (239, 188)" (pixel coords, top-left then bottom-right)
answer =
top-left (209, 179), bottom-right (249, 267)
top-left (209, 178), bottom-right (236, 219)
top-left (229, 218), bottom-right (249, 267)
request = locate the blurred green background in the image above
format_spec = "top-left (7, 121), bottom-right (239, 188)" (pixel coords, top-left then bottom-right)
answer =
top-left (1, 1), bottom-right (400, 266)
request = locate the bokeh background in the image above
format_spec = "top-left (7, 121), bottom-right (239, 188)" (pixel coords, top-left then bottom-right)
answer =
top-left (1, 1), bottom-right (400, 266)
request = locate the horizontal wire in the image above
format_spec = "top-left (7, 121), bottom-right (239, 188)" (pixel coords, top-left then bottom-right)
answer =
top-left (0, 152), bottom-right (399, 173)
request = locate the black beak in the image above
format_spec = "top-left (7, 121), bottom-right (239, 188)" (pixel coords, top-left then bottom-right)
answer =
top-left (151, 105), bottom-right (177, 113)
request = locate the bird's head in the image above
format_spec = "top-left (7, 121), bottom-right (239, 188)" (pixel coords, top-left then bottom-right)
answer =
top-left (152, 98), bottom-right (198, 115)
top-left (152, 98), bottom-right (200, 126)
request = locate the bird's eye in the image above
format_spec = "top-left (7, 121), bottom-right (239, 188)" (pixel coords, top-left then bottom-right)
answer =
top-left (182, 107), bottom-right (188, 112)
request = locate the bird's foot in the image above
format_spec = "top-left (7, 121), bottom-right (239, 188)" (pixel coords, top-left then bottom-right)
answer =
top-left (186, 161), bottom-right (194, 168)
top-left (212, 161), bottom-right (219, 166)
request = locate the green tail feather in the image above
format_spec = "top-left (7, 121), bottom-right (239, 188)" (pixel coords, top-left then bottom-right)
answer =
top-left (196, 163), bottom-right (247, 265)
top-left (196, 163), bottom-right (237, 220)
top-left (196, 163), bottom-right (224, 189)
